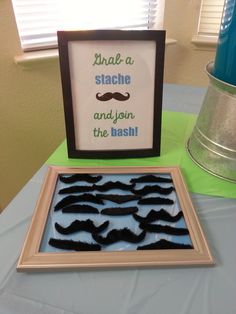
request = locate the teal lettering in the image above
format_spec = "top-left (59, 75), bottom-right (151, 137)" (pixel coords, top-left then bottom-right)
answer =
top-left (111, 127), bottom-right (138, 137)
top-left (95, 74), bottom-right (131, 85)
top-left (95, 75), bottom-right (101, 84)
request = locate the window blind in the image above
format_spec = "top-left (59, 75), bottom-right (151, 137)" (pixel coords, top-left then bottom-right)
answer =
top-left (11, 0), bottom-right (161, 51)
top-left (198, 0), bottom-right (225, 37)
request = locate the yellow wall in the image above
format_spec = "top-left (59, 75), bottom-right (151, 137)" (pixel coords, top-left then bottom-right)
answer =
top-left (0, 0), bottom-right (65, 211)
top-left (164, 0), bottom-right (216, 86)
top-left (0, 0), bottom-right (217, 211)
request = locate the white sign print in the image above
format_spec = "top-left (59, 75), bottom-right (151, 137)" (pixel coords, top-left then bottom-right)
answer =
top-left (68, 40), bottom-right (156, 151)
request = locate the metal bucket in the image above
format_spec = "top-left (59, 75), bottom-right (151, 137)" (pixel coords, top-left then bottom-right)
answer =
top-left (187, 61), bottom-right (236, 183)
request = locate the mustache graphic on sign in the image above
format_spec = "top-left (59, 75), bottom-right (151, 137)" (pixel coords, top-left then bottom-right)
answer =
top-left (96, 92), bottom-right (130, 101)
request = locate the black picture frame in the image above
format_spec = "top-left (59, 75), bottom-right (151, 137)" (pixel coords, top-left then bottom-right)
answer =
top-left (58, 30), bottom-right (165, 159)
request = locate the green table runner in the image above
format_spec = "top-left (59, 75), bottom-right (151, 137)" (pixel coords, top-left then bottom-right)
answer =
top-left (47, 111), bottom-right (236, 199)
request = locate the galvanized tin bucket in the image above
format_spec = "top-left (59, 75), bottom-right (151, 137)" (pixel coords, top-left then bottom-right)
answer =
top-left (187, 61), bottom-right (236, 183)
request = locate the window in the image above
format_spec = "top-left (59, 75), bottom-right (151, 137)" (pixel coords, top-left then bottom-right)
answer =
top-left (198, 0), bottom-right (224, 36)
top-left (11, 0), bottom-right (164, 52)
top-left (193, 0), bottom-right (224, 45)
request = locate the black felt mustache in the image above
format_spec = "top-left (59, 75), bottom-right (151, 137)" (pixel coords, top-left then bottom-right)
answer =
top-left (96, 92), bottom-right (130, 101)
top-left (92, 228), bottom-right (146, 245)
top-left (101, 206), bottom-right (138, 216)
top-left (48, 238), bottom-right (101, 251)
top-left (59, 174), bottom-right (102, 184)
top-left (95, 181), bottom-right (135, 192)
top-left (62, 204), bottom-right (99, 214)
top-left (138, 197), bottom-right (174, 205)
top-left (97, 194), bottom-right (140, 204)
top-left (133, 209), bottom-right (183, 224)
top-left (59, 181), bottom-right (135, 195)
top-left (130, 175), bottom-right (173, 184)
top-left (139, 222), bottom-right (189, 236)
top-left (59, 185), bottom-right (94, 194)
top-left (132, 185), bottom-right (174, 196)
top-left (137, 239), bottom-right (193, 250)
top-left (55, 219), bottom-right (109, 235)
top-left (54, 194), bottom-right (104, 211)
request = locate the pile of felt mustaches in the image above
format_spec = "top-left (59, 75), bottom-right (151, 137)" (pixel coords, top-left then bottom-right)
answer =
top-left (48, 173), bottom-right (193, 252)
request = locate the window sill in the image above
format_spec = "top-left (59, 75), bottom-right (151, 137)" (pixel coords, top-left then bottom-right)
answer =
top-left (14, 49), bottom-right (59, 65)
top-left (191, 35), bottom-right (218, 50)
top-left (166, 38), bottom-right (177, 46)
top-left (14, 38), bottom-right (177, 66)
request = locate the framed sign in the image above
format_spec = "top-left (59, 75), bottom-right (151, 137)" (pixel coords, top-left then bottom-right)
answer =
top-left (17, 166), bottom-right (213, 272)
top-left (58, 30), bottom-right (165, 158)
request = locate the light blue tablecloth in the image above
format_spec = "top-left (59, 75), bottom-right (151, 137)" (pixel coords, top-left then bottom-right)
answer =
top-left (1, 84), bottom-right (236, 314)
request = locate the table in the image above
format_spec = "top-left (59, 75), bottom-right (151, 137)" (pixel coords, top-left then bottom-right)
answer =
top-left (1, 84), bottom-right (236, 314)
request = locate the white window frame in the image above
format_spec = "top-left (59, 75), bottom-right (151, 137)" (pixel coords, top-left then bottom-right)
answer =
top-left (12, 1), bottom-right (171, 65)
top-left (192, 0), bottom-right (225, 47)
top-left (12, 0), bottom-right (165, 52)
